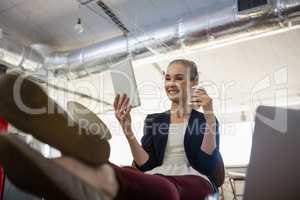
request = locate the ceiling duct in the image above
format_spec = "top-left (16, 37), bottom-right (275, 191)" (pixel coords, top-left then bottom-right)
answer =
top-left (0, 33), bottom-right (44, 72)
top-left (1, 0), bottom-right (300, 79)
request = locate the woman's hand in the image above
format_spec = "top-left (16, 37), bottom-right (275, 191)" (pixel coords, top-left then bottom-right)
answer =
top-left (114, 94), bottom-right (149, 164)
top-left (191, 89), bottom-right (217, 154)
top-left (190, 88), bottom-right (214, 120)
top-left (113, 94), bottom-right (133, 137)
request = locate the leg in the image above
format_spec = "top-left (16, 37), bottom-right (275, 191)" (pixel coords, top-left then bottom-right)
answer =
top-left (161, 175), bottom-right (213, 200)
top-left (0, 74), bottom-right (109, 165)
top-left (56, 162), bottom-right (181, 200)
top-left (0, 134), bottom-right (109, 200)
top-left (54, 162), bottom-right (179, 200)
top-left (112, 165), bottom-right (180, 200)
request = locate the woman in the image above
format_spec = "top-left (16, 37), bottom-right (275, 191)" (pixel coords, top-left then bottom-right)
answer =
top-left (0, 60), bottom-right (220, 200)
top-left (111, 59), bottom-right (220, 200)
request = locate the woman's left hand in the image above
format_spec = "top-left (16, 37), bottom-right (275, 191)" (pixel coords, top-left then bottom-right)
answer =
top-left (190, 88), bottom-right (214, 119)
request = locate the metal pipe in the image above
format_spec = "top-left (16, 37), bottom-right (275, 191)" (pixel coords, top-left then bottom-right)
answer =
top-left (0, 35), bottom-right (44, 71)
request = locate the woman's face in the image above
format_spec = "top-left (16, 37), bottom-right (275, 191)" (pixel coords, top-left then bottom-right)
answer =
top-left (164, 63), bottom-right (196, 103)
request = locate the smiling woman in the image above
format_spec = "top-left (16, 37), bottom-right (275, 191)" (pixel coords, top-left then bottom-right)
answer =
top-left (112, 59), bottom-right (224, 199)
top-left (164, 59), bottom-right (198, 105)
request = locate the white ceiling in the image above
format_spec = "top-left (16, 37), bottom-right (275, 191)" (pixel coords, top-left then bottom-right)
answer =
top-left (0, 0), bottom-right (121, 50)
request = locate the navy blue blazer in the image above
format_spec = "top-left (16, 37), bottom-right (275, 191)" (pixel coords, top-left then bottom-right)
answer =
top-left (135, 109), bottom-right (220, 190)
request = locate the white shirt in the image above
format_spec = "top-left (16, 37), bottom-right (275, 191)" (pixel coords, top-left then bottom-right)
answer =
top-left (145, 121), bottom-right (211, 184)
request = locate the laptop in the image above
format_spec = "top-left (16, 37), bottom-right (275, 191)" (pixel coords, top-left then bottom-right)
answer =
top-left (244, 106), bottom-right (300, 200)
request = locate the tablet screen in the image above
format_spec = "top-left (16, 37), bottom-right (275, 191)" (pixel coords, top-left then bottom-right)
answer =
top-left (110, 59), bottom-right (141, 108)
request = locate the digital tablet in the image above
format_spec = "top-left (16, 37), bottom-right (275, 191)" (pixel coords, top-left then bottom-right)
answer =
top-left (110, 59), bottom-right (141, 108)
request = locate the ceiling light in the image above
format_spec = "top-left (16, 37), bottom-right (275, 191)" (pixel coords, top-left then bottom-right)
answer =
top-left (209, 34), bottom-right (215, 40)
top-left (74, 18), bottom-right (84, 34)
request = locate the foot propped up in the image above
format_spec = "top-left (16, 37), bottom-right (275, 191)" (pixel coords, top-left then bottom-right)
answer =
top-left (0, 73), bottom-right (110, 165)
top-left (54, 157), bottom-right (119, 199)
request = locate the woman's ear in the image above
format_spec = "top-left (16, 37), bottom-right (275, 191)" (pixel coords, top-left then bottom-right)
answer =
top-left (191, 79), bottom-right (198, 87)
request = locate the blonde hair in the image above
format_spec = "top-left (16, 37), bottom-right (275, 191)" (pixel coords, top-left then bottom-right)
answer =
top-left (168, 59), bottom-right (199, 81)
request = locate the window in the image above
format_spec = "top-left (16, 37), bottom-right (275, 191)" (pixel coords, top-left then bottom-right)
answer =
top-left (220, 122), bottom-right (254, 166)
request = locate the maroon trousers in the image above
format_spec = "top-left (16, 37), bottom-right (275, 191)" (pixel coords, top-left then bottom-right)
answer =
top-left (111, 165), bottom-right (213, 200)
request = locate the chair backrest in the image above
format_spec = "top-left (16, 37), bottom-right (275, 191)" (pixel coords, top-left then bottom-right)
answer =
top-left (211, 153), bottom-right (225, 187)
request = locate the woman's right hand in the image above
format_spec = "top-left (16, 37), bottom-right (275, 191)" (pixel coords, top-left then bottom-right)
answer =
top-left (113, 94), bottom-right (133, 137)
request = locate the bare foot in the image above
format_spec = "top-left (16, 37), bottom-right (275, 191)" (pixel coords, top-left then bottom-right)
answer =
top-left (53, 157), bottom-right (119, 199)
top-left (94, 164), bottom-right (119, 199)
